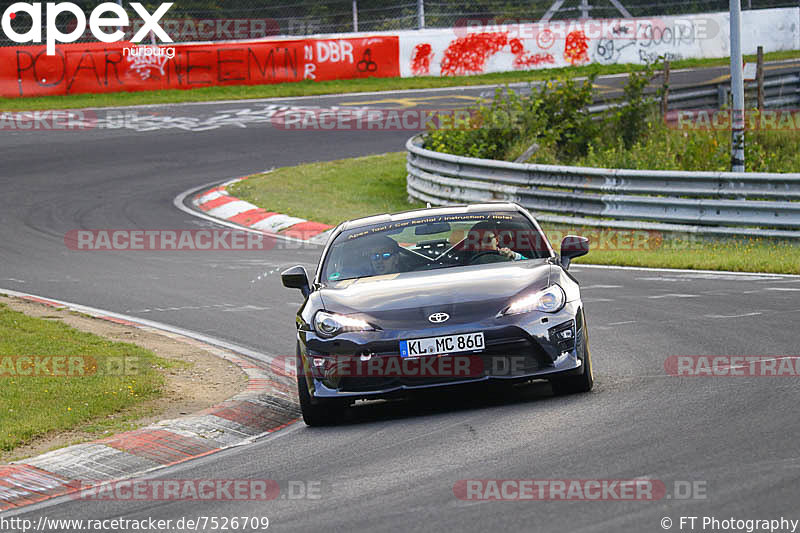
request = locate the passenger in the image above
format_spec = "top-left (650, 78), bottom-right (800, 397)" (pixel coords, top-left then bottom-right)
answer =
top-left (365, 236), bottom-right (405, 276)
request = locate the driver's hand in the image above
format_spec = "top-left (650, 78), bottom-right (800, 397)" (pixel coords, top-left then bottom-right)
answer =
top-left (498, 247), bottom-right (515, 259)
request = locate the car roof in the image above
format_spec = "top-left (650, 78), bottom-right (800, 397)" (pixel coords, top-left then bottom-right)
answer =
top-left (338, 203), bottom-right (525, 231)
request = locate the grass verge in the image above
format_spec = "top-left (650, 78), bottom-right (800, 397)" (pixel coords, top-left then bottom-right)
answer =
top-left (229, 152), bottom-right (800, 274)
top-left (2, 50), bottom-right (799, 111)
top-left (0, 303), bottom-right (174, 453)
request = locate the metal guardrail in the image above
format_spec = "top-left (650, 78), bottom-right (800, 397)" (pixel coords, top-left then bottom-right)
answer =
top-left (592, 71), bottom-right (800, 113)
top-left (489, 68), bottom-right (800, 114)
top-left (406, 135), bottom-right (800, 239)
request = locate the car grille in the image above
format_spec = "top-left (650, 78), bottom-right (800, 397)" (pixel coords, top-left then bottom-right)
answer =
top-left (335, 336), bottom-right (552, 392)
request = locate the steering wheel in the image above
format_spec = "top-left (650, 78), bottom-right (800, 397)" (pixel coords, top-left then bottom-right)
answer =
top-left (466, 250), bottom-right (503, 265)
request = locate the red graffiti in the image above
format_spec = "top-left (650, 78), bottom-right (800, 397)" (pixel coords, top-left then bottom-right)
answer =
top-left (411, 43), bottom-right (433, 75)
top-left (513, 52), bottom-right (555, 68)
top-left (537, 29), bottom-right (555, 50)
top-left (1, 38), bottom-right (400, 98)
top-left (440, 32), bottom-right (508, 76)
top-left (564, 30), bottom-right (590, 65)
top-left (440, 33), bottom-right (556, 76)
top-left (509, 38), bottom-right (554, 68)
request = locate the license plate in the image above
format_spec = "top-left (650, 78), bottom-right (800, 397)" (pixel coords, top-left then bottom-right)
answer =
top-left (400, 332), bottom-right (484, 358)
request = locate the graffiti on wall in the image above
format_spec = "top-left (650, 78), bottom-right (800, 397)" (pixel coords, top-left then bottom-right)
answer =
top-left (564, 31), bottom-right (590, 65)
top-left (590, 19), bottom-right (711, 64)
top-left (411, 43), bottom-right (433, 75)
top-left (0, 37), bottom-right (399, 98)
top-left (125, 47), bottom-right (173, 80)
top-left (413, 32), bottom-right (555, 77)
top-left (398, 11), bottom-right (745, 77)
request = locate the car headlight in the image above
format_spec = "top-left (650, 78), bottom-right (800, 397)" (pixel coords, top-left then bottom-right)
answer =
top-left (502, 285), bottom-right (566, 315)
top-left (313, 311), bottom-right (376, 337)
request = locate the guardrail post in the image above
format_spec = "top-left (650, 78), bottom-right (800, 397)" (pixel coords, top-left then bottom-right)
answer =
top-left (729, 0), bottom-right (746, 172)
top-left (661, 60), bottom-right (670, 117)
top-left (717, 84), bottom-right (728, 109)
top-left (756, 46), bottom-right (764, 110)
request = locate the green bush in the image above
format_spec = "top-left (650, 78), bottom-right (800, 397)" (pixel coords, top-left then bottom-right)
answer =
top-left (611, 64), bottom-right (658, 149)
top-left (572, 126), bottom-right (800, 173)
top-left (424, 74), bottom-right (597, 162)
top-left (423, 64), bottom-right (800, 173)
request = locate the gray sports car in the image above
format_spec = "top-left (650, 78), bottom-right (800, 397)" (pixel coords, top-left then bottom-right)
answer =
top-left (282, 203), bottom-right (592, 425)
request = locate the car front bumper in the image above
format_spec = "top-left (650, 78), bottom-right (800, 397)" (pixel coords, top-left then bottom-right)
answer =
top-left (298, 301), bottom-right (587, 399)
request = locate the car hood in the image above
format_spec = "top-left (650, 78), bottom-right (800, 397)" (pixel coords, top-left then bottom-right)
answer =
top-left (319, 261), bottom-right (552, 327)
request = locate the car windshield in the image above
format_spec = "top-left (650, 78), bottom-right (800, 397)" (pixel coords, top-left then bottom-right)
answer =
top-left (321, 211), bottom-right (551, 282)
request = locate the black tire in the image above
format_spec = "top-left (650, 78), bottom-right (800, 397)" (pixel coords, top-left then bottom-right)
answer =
top-left (550, 315), bottom-right (594, 396)
top-left (296, 348), bottom-right (346, 426)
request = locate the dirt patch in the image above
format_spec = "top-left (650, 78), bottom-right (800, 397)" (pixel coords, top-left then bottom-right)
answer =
top-left (0, 295), bottom-right (248, 463)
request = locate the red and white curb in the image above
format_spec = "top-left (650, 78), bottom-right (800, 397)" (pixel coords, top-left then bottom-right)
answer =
top-left (193, 177), bottom-right (334, 244)
top-left (0, 290), bottom-right (299, 513)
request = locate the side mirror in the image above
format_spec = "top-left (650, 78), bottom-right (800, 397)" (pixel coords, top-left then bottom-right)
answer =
top-left (559, 235), bottom-right (589, 271)
top-left (281, 265), bottom-right (311, 298)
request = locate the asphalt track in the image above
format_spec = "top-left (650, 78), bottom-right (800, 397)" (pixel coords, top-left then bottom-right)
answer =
top-left (1, 65), bottom-right (799, 532)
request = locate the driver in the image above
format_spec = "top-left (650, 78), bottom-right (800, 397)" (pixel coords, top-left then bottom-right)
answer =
top-left (467, 221), bottom-right (528, 261)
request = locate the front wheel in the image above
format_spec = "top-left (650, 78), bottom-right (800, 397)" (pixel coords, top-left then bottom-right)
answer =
top-left (296, 349), bottom-right (346, 426)
top-left (550, 315), bottom-right (594, 396)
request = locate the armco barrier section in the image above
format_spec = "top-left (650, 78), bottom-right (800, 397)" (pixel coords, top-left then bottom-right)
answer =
top-left (406, 135), bottom-right (800, 239)
top-left (0, 37), bottom-right (399, 98)
top-left (589, 72), bottom-right (800, 113)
